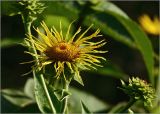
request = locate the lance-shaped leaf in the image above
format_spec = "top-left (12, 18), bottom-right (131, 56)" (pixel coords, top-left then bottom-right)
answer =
top-left (33, 71), bottom-right (61, 113)
top-left (81, 100), bottom-right (92, 114)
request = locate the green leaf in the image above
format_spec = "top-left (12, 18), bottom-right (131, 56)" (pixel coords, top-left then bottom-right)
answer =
top-left (54, 89), bottom-right (71, 101)
top-left (44, 15), bottom-right (70, 29)
top-left (1, 95), bottom-right (21, 113)
top-left (91, 1), bottom-right (129, 19)
top-left (83, 13), bottom-right (135, 49)
top-left (109, 13), bottom-right (154, 85)
top-left (128, 109), bottom-right (134, 114)
top-left (47, 85), bottom-right (63, 112)
top-left (1, 1), bottom-right (20, 16)
top-left (17, 103), bottom-right (40, 113)
top-left (24, 78), bottom-right (35, 100)
top-left (73, 72), bottom-right (84, 86)
top-left (33, 71), bottom-right (59, 113)
top-left (95, 63), bottom-right (128, 80)
top-left (69, 87), bottom-right (109, 112)
top-left (81, 100), bottom-right (92, 114)
top-left (44, 15), bottom-right (72, 38)
top-left (1, 79), bottom-right (36, 113)
top-left (34, 73), bottom-right (51, 113)
top-left (109, 102), bottom-right (135, 113)
top-left (108, 102), bottom-right (126, 113)
top-left (77, 1), bottom-right (135, 48)
top-left (1, 38), bottom-right (22, 48)
top-left (1, 89), bottom-right (33, 107)
top-left (43, 1), bottom-right (79, 20)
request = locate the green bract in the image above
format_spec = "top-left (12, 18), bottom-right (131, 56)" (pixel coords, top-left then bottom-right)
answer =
top-left (19, 0), bottom-right (46, 22)
top-left (121, 77), bottom-right (155, 107)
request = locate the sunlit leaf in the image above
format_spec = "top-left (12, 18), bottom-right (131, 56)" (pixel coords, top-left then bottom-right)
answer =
top-left (1, 38), bottom-right (22, 48)
top-left (108, 102), bottom-right (126, 113)
top-left (1, 89), bottom-right (33, 107)
top-left (17, 103), bottom-right (40, 113)
top-left (69, 87), bottom-right (109, 112)
top-left (43, 1), bottom-right (79, 20)
top-left (95, 63), bottom-right (128, 80)
top-left (33, 71), bottom-right (59, 113)
top-left (44, 15), bottom-right (71, 37)
top-left (21, 78), bottom-right (63, 113)
top-left (83, 13), bottom-right (135, 49)
top-left (54, 89), bottom-right (71, 101)
top-left (91, 1), bottom-right (129, 19)
top-left (109, 12), bottom-right (154, 85)
top-left (24, 78), bottom-right (35, 100)
top-left (81, 100), bottom-right (92, 114)
top-left (73, 72), bottom-right (84, 86)
top-left (1, 95), bottom-right (21, 113)
top-left (128, 109), bottom-right (134, 114)
top-left (47, 85), bottom-right (63, 112)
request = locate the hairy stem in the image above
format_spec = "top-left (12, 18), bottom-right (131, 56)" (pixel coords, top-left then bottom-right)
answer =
top-left (119, 98), bottom-right (136, 113)
top-left (24, 20), bottom-right (56, 113)
top-left (24, 22), bottom-right (39, 62)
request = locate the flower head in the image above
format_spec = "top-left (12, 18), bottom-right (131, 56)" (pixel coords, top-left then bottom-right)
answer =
top-left (121, 77), bottom-right (155, 107)
top-left (138, 14), bottom-right (160, 35)
top-left (25, 21), bottom-right (107, 84)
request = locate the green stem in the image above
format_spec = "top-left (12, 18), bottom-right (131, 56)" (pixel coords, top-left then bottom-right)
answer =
top-left (61, 82), bottom-right (69, 114)
top-left (23, 20), bottom-right (56, 113)
top-left (118, 98), bottom-right (137, 113)
top-left (40, 73), bottom-right (56, 113)
top-left (24, 22), bottom-right (39, 62)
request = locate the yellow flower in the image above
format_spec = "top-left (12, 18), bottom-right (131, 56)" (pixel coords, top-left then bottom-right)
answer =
top-left (138, 14), bottom-right (160, 35)
top-left (25, 21), bottom-right (106, 83)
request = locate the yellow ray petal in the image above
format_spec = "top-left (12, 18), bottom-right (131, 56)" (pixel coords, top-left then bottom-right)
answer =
top-left (69, 27), bottom-right (81, 43)
top-left (41, 21), bottom-right (58, 43)
top-left (75, 29), bottom-right (101, 46)
top-left (75, 24), bottom-right (93, 43)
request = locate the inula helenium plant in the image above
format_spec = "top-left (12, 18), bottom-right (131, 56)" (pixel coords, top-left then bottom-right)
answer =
top-left (1, 0), bottom-right (158, 113)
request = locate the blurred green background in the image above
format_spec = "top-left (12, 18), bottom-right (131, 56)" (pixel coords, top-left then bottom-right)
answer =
top-left (1, 0), bottom-right (159, 113)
